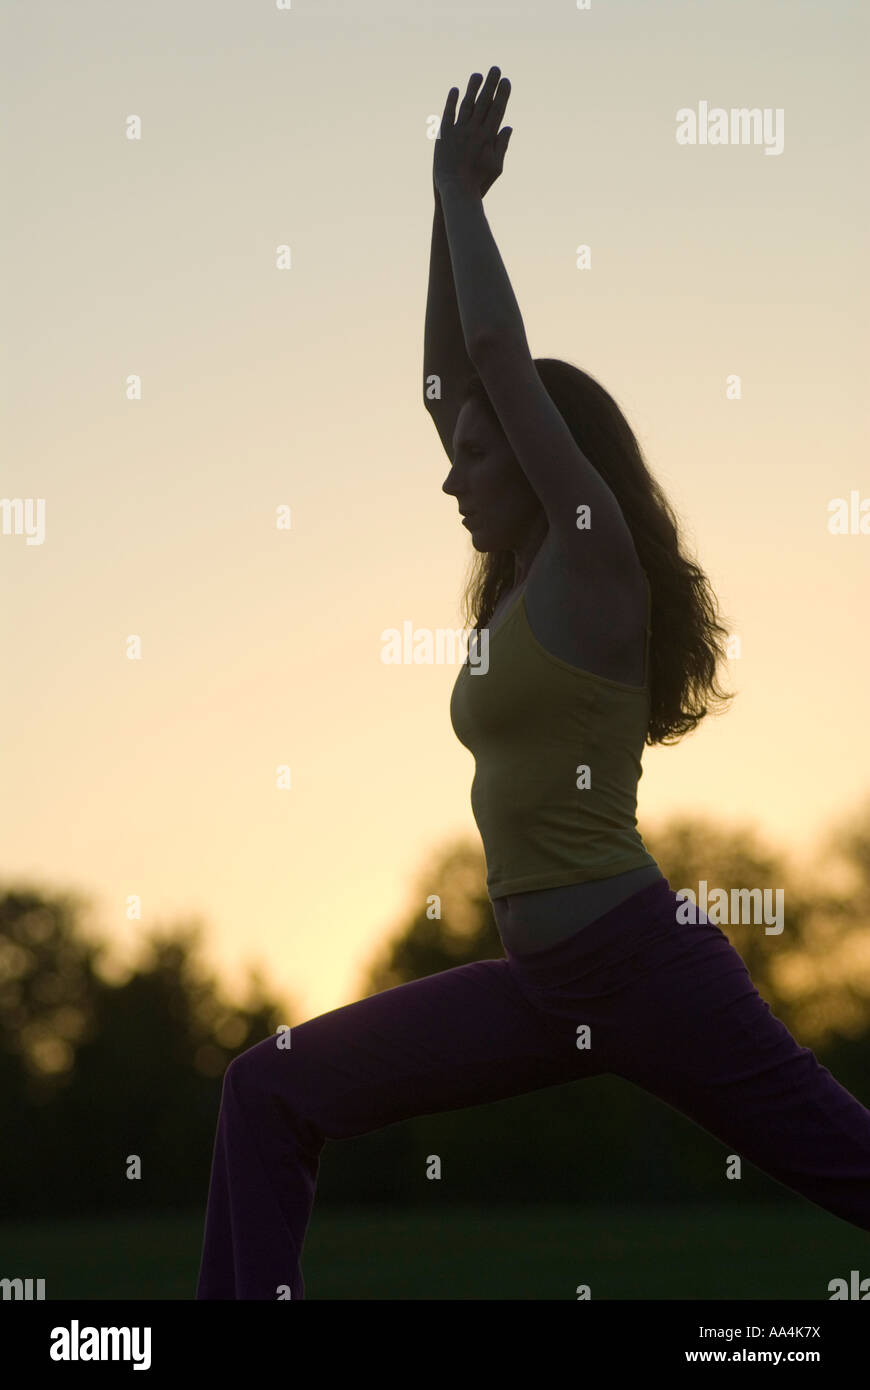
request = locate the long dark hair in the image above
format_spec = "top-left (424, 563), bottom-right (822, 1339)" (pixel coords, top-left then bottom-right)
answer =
top-left (460, 358), bottom-right (734, 746)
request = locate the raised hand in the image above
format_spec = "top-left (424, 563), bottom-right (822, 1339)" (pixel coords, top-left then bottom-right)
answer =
top-left (433, 66), bottom-right (512, 199)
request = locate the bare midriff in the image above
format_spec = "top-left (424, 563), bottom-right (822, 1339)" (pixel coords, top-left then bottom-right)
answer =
top-left (492, 862), bottom-right (665, 955)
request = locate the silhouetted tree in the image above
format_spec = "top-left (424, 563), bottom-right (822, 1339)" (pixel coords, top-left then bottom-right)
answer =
top-left (0, 888), bottom-right (103, 1102)
top-left (0, 885), bottom-right (291, 1217)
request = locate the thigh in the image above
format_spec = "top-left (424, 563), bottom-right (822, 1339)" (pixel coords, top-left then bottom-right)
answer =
top-left (230, 957), bottom-right (595, 1144)
top-left (612, 915), bottom-right (870, 1220)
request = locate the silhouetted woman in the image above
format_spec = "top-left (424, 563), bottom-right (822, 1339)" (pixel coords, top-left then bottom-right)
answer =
top-left (196, 67), bottom-right (870, 1299)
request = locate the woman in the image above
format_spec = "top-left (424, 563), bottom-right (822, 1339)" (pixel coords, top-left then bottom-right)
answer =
top-left (196, 68), bottom-right (870, 1300)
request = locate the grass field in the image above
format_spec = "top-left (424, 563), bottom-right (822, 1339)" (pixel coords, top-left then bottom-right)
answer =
top-left (1, 1204), bottom-right (866, 1299)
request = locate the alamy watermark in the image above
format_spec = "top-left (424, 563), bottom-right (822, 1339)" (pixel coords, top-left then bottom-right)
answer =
top-left (827, 490), bottom-right (870, 534)
top-left (676, 881), bottom-right (784, 935)
top-left (676, 102), bottom-right (784, 156)
top-left (50, 1321), bottom-right (151, 1370)
top-left (1, 1276), bottom-right (45, 1299)
top-left (381, 623), bottom-right (490, 673)
top-left (1, 497), bottom-right (45, 545)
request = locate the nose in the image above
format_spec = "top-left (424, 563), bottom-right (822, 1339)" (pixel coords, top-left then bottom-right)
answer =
top-left (442, 469), bottom-right (457, 497)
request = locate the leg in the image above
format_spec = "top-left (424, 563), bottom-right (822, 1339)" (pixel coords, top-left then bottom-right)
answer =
top-left (609, 910), bottom-right (870, 1230)
top-left (195, 956), bottom-right (597, 1300)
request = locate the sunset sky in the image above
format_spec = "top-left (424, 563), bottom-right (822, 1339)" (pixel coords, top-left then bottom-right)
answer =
top-left (2, 0), bottom-right (867, 1023)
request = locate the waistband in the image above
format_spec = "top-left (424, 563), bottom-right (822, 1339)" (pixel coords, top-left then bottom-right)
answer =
top-left (503, 876), bottom-right (678, 985)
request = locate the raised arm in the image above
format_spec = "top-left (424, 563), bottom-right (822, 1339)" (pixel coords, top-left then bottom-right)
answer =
top-left (423, 193), bottom-right (472, 459)
top-left (423, 71), bottom-right (512, 460)
top-left (434, 68), bottom-right (637, 574)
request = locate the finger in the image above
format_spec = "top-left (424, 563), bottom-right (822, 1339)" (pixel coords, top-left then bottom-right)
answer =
top-left (483, 76), bottom-right (511, 136)
top-left (441, 85), bottom-right (459, 126)
top-left (472, 65), bottom-right (502, 126)
top-left (494, 126), bottom-right (512, 166)
top-left (457, 71), bottom-right (484, 122)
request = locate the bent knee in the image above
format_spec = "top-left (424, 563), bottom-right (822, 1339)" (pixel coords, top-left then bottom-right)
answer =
top-left (223, 1034), bottom-right (293, 1103)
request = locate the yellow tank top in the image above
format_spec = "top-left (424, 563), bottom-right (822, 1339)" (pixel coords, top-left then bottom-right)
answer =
top-left (449, 577), bottom-right (656, 898)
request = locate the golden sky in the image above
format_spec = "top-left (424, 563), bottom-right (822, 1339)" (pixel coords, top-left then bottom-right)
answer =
top-left (2, 0), bottom-right (867, 1021)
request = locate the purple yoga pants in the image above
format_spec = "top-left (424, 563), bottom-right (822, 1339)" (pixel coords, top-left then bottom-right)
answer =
top-left (195, 877), bottom-right (870, 1298)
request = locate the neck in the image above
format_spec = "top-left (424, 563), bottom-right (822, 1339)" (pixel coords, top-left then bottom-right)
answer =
top-left (511, 511), bottom-right (549, 586)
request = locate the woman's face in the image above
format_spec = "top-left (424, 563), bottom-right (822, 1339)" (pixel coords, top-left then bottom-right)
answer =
top-left (442, 396), bottom-right (543, 552)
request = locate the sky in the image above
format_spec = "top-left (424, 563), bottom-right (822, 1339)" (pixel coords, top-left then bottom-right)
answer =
top-left (2, 0), bottom-right (868, 1023)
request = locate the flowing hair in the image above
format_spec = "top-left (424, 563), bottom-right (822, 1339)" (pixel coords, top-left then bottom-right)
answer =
top-left (459, 358), bottom-right (734, 746)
